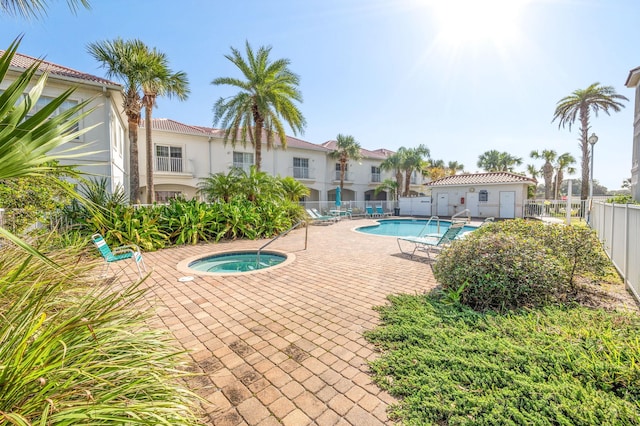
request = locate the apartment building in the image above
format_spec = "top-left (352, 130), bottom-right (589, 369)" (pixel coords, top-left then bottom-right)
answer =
top-left (625, 66), bottom-right (640, 201)
top-left (1, 51), bottom-right (127, 191)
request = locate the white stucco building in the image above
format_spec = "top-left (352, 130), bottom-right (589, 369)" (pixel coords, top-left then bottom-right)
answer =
top-left (2, 51), bottom-right (127, 191)
top-left (625, 66), bottom-right (640, 201)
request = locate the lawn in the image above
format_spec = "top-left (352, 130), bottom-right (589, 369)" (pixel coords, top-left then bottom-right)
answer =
top-left (365, 293), bottom-right (640, 425)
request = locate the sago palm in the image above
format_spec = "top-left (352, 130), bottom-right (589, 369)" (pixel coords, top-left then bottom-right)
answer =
top-left (552, 82), bottom-right (627, 200)
top-left (530, 149), bottom-right (557, 199)
top-left (328, 134), bottom-right (362, 192)
top-left (212, 41), bottom-right (306, 171)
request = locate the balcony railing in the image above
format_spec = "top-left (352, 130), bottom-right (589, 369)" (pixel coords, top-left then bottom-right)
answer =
top-left (292, 166), bottom-right (314, 179)
top-left (156, 157), bottom-right (184, 173)
top-left (334, 171), bottom-right (353, 181)
top-left (371, 173), bottom-right (381, 183)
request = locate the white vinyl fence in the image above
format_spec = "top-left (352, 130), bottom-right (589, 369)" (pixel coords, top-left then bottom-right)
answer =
top-left (590, 201), bottom-right (640, 302)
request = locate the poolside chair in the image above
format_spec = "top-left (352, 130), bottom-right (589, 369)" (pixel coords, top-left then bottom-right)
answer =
top-left (91, 234), bottom-right (146, 278)
top-left (365, 206), bottom-right (379, 218)
top-left (375, 205), bottom-right (391, 217)
top-left (311, 208), bottom-right (339, 222)
top-left (306, 209), bottom-right (337, 225)
top-left (397, 222), bottom-right (465, 260)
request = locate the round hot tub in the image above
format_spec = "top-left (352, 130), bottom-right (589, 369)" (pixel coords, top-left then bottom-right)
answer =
top-left (177, 250), bottom-right (293, 276)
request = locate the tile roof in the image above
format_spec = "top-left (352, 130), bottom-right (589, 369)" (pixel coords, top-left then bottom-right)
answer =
top-left (144, 119), bottom-right (329, 150)
top-left (321, 140), bottom-right (392, 159)
top-left (2, 50), bottom-right (120, 87)
top-left (426, 172), bottom-right (537, 186)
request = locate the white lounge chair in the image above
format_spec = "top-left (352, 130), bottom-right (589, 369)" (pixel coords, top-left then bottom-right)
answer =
top-left (397, 222), bottom-right (465, 260)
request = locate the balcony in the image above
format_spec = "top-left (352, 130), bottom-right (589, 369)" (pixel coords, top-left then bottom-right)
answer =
top-left (370, 173), bottom-right (381, 183)
top-left (292, 166), bottom-right (315, 180)
top-left (155, 157), bottom-right (191, 176)
top-left (334, 171), bottom-right (353, 182)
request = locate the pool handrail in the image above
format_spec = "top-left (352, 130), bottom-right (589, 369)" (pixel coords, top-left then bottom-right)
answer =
top-left (257, 220), bottom-right (306, 265)
top-left (417, 215), bottom-right (440, 237)
top-left (452, 209), bottom-right (471, 224)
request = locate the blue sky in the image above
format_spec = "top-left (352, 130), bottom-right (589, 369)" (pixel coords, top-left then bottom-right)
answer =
top-left (1, 0), bottom-right (637, 189)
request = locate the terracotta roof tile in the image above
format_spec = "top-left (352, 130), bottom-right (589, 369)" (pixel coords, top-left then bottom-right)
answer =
top-left (426, 172), bottom-right (537, 186)
top-left (321, 140), bottom-right (390, 159)
top-left (2, 51), bottom-right (120, 87)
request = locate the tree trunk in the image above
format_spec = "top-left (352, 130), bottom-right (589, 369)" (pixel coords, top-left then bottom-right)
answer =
top-left (145, 99), bottom-right (155, 204)
top-left (543, 162), bottom-right (553, 199)
top-left (579, 106), bottom-right (590, 200)
top-left (404, 170), bottom-right (411, 197)
top-left (128, 118), bottom-right (140, 204)
top-left (340, 156), bottom-right (346, 191)
top-left (254, 126), bottom-right (262, 172)
top-left (395, 171), bottom-right (403, 200)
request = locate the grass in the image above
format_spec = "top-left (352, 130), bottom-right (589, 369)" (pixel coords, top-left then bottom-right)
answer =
top-left (365, 293), bottom-right (640, 425)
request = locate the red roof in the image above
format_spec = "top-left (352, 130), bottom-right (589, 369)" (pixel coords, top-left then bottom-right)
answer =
top-left (321, 140), bottom-right (391, 159)
top-left (2, 50), bottom-right (120, 87)
top-left (426, 172), bottom-right (537, 186)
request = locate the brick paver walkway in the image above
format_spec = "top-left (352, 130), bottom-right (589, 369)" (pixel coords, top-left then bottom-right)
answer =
top-left (130, 218), bottom-right (440, 425)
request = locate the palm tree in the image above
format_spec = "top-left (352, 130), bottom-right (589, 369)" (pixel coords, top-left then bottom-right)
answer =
top-left (425, 159), bottom-right (446, 181)
top-left (212, 41), bottom-right (306, 172)
top-left (280, 176), bottom-right (310, 202)
top-left (380, 152), bottom-right (404, 201)
top-left (530, 149), bottom-right (557, 199)
top-left (1, 0), bottom-right (89, 18)
top-left (197, 169), bottom-right (243, 203)
top-left (400, 145), bottom-right (430, 197)
top-left (88, 38), bottom-right (148, 203)
top-left (553, 153), bottom-right (576, 199)
top-left (477, 150), bottom-right (522, 172)
top-left (552, 82), bottom-right (628, 200)
top-left (0, 38), bottom-right (92, 256)
top-left (447, 161), bottom-right (464, 175)
top-left (328, 134), bottom-right (362, 192)
top-left (140, 50), bottom-right (189, 204)
top-left (374, 178), bottom-right (399, 201)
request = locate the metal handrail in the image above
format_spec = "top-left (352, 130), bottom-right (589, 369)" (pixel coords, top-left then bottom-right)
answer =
top-left (256, 220), bottom-right (306, 265)
top-left (417, 215), bottom-right (440, 237)
top-left (452, 209), bottom-right (471, 223)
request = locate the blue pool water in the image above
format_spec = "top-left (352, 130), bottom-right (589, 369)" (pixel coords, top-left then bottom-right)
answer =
top-left (356, 219), bottom-right (477, 237)
top-left (188, 251), bottom-right (286, 273)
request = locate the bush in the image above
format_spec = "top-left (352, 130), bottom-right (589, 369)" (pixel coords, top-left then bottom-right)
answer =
top-left (434, 220), bottom-right (612, 311)
top-left (434, 233), bottom-right (566, 311)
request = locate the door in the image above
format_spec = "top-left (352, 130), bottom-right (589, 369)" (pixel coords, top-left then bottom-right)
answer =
top-left (499, 191), bottom-right (516, 218)
top-left (466, 192), bottom-right (479, 217)
top-left (437, 193), bottom-right (449, 216)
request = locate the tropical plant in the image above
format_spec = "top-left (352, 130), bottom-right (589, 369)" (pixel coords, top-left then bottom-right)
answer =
top-left (530, 149), bottom-right (557, 199)
top-left (552, 82), bottom-right (628, 200)
top-left (328, 134), bottom-right (362, 192)
top-left (0, 242), bottom-right (202, 425)
top-left (279, 176), bottom-right (310, 202)
top-left (212, 41), bottom-right (306, 171)
top-left (425, 158), bottom-right (447, 181)
top-left (0, 38), bottom-right (94, 257)
top-left (380, 152), bottom-right (404, 201)
top-left (477, 150), bottom-right (523, 172)
top-left (140, 49), bottom-right (189, 204)
top-left (197, 168), bottom-right (243, 202)
top-left (446, 160), bottom-right (464, 175)
top-left (553, 152), bottom-right (577, 198)
top-left (0, 0), bottom-right (90, 18)
top-left (374, 178), bottom-right (399, 201)
top-left (400, 145), bottom-right (430, 197)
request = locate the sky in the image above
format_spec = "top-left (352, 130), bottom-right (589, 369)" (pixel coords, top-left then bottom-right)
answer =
top-left (1, 0), bottom-right (637, 190)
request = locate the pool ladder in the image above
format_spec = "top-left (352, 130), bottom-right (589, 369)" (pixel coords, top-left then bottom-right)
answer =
top-left (417, 215), bottom-right (440, 237)
top-left (452, 209), bottom-right (471, 224)
top-left (256, 220), bottom-right (307, 266)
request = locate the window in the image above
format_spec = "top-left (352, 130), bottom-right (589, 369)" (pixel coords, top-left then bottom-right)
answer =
top-left (155, 191), bottom-right (182, 203)
top-left (156, 145), bottom-right (183, 172)
top-left (335, 163), bottom-right (348, 181)
top-left (293, 157), bottom-right (310, 179)
top-left (479, 190), bottom-right (488, 202)
top-left (371, 166), bottom-right (381, 182)
top-left (25, 95), bottom-right (80, 135)
top-left (233, 151), bottom-right (254, 172)
top-left (410, 170), bottom-right (418, 184)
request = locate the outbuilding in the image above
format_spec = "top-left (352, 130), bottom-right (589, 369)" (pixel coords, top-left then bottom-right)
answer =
top-left (425, 172), bottom-right (536, 219)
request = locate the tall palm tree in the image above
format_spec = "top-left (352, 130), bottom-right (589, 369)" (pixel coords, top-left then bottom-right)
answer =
top-left (374, 178), bottom-right (399, 201)
top-left (530, 149), bottom-right (557, 199)
top-left (553, 153), bottom-right (576, 199)
top-left (400, 145), bottom-right (430, 197)
top-left (380, 151), bottom-right (404, 201)
top-left (552, 82), bottom-right (628, 200)
top-left (328, 134), bottom-right (362, 192)
top-left (212, 41), bottom-right (306, 172)
top-left (140, 50), bottom-right (189, 204)
top-left (477, 150), bottom-right (522, 172)
top-left (88, 38), bottom-right (148, 203)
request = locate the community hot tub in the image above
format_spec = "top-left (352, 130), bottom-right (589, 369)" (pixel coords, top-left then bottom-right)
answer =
top-left (177, 250), bottom-right (294, 277)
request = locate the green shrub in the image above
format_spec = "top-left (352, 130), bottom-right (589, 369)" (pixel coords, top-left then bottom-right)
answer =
top-left (365, 294), bottom-right (640, 425)
top-left (434, 220), bottom-right (612, 312)
top-left (606, 194), bottom-right (638, 204)
top-left (434, 233), bottom-right (566, 311)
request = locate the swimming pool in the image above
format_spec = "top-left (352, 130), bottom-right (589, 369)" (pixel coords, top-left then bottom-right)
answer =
top-left (356, 219), bottom-right (477, 237)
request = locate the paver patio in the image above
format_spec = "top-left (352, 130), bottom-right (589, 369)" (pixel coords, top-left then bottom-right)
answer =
top-left (129, 218), bottom-right (443, 425)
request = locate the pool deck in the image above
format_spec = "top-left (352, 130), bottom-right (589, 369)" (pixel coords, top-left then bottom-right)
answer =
top-left (127, 217), bottom-right (462, 425)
